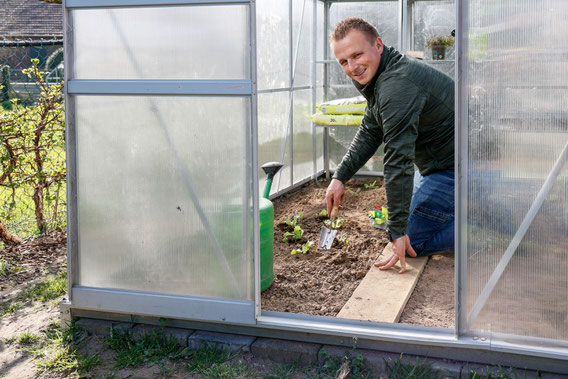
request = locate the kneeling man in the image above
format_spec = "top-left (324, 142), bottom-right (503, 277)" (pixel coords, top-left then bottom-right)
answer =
top-left (325, 18), bottom-right (455, 273)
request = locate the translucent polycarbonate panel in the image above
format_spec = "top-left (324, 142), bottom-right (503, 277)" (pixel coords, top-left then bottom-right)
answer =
top-left (316, 86), bottom-right (324, 172)
top-left (413, 0), bottom-right (455, 60)
top-left (257, 0), bottom-right (290, 90)
top-left (72, 6), bottom-right (249, 80)
top-left (329, 1), bottom-right (399, 47)
top-left (293, 89), bottom-right (314, 182)
top-left (76, 96), bottom-right (252, 300)
top-left (328, 127), bottom-right (384, 174)
top-left (464, 0), bottom-right (568, 345)
top-left (328, 1), bottom-right (399, 98)
top-left (292, 0), bottom-right (314, 88)
top-left (426, 60), bottom-right (455, 79)
top-left (317, 1), bottom-right (324, 62)
top-left (258, 91), bottom-right (292, 195)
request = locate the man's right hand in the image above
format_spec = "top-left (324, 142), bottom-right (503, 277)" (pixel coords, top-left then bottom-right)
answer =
top-left (325, 178), bottom-right (346, 214)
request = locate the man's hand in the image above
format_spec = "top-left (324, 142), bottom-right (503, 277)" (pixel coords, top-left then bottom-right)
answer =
top-left (325, 179), bottom-right (346, 214)
top-left (374, 235), bottom-right (417, 274)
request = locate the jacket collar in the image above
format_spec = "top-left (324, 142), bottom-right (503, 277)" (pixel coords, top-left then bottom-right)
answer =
top-left (353, 46), bottom-right (393, 103)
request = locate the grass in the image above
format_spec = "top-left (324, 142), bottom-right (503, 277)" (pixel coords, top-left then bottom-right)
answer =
top-left (0, 270), bottom-right (67, 317)
top-left (4, 319), bottom-right (536, 378)
top-left (105, 327), bottom-right (190, 368)
top-left (385, 355), bottom-right (445, 379)
top-left (6, 320), bottom-right (101, 376)
top-left (315, 348), bottom-right (371, 379)
top-left (0, 259), bottom-right (13, 276)
top-left (467, 366), bottom-right (531, 379)
top-left (262, 362), bottom-right (303, 379)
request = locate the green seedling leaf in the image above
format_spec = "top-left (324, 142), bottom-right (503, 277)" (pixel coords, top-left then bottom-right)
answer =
top-left (302, 240), bottom-right (314, 253)
top-left (284, 212), bottom-right (304, 227)
top-left (347, 187), bottom-right (362, 194)
top-left (324, 217), bottom-right (345, 229)
top-left (337, 231), bottom-right (349, 246)
top-left (293, 225), bottom-right (304, 239)
top-left (316, 209), bottom-right (328, 218)
top-left (364, 180), bottom-right (377, 189)
top-left (291, 240), bottom-right (314, 255)
top-left (283, 225), bottom-right (304, 242)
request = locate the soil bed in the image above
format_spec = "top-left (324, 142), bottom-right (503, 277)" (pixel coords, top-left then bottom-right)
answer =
top-left (262, 178), bottom-right (455, 328)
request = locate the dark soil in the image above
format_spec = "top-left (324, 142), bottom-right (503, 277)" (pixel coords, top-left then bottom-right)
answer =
top-left (261, 178), bottom-right (455, 328)
top-left (262, 178), bottom-right (391, 316)
top-left (0, 232), bottom-right (66, 291)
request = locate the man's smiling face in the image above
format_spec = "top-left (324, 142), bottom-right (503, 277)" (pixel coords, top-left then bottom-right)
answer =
top-left (331, 29), bottom-right (384, 85)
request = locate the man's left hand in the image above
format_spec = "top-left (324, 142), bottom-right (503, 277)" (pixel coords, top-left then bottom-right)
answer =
top-left (374, 235), bottom-right (417, 274)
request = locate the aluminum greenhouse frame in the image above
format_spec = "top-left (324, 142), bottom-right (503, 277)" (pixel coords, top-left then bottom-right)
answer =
top-left (62, 0), bottom-right (568, 372)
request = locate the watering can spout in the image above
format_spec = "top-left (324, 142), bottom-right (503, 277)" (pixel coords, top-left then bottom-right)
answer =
top-left (261, 162), bottom-right (283, 199)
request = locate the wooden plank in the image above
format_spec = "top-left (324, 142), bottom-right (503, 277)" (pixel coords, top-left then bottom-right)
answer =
top-left (337, 243), bottom-right (428, 323)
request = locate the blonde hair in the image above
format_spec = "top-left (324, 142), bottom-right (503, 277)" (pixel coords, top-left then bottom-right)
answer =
top-left (329, 17), bottom-right (379, 44)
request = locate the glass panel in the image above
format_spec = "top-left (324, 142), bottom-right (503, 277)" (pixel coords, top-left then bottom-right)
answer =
top-left (328, 1), bottom-right (400, 98)
top-left (293, 89), bottom-right (314, 183)
top-left (76, 96), bottom-right (252, 300)
top-left (72, 6), bottom-right (249, 80)
top-left (258, 91), bottom-right (292, 195)
top-left (292, 0), bottom-right (314, 88)
top-left (464, 0), bottom-right (568, 345)
top-left (257, 0), bottom-right (290, 90)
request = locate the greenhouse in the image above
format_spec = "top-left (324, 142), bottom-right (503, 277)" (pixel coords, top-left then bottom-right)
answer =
top-left (62, 0), bottom-right (568, 372)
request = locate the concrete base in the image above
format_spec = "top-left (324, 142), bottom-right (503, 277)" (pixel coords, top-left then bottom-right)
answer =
top-left (71, 317), bottom-right (562, 377)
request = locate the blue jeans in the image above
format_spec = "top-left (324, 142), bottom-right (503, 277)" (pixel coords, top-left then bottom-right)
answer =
top-left (406, 170), bottom-right (455, 256)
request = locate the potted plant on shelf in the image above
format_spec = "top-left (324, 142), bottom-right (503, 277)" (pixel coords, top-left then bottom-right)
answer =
top-left (426, 34), bottom-right (454, 60)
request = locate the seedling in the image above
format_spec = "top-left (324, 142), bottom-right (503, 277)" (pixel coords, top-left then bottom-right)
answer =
top-left (347, 187), bottom-right (361, 194)
top-left (283, 225), bottom-right (304, 242)
top-left (337, 231), bottom-right (349, 246)
top-left (316, 209), bottom-right (328, 218)
top-left (323, 217), bottom-right (345, 229)
top-left (284, 212), bottom-right (303, 227)
top-left (291, 240), bottom-right (314, 255)
top-left (364, 180), bottom-right (377, 189)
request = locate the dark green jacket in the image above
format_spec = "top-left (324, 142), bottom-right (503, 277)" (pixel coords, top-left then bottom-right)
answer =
top-left (333, 47), bottom-right (454, 238)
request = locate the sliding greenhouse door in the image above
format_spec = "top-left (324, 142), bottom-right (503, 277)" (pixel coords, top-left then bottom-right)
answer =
top-left (457, 0), bottom-right (568, 350)
top-left (64, 0), bottom-right (258, 325)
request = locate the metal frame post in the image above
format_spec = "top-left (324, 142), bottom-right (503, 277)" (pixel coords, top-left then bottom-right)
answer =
top-left (63, 0), bottom-right (78, 300)
top-left (323, 1), bottom-right (330, 180)
top-left (289, 0), bottom-right (294, 187)
top-left (455, 0), bottom-right (468, 339)
top-left (250, 0), bottom-right (261, 320)
top-left (312, 0), bottom-right (318, 181)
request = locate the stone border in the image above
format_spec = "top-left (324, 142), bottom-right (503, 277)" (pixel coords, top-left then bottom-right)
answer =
top-left (74, 318), bottom-right (561, 378)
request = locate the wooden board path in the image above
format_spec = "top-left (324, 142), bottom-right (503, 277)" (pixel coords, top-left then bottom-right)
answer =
top-left (337, 243), bottom-right (428, 323)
